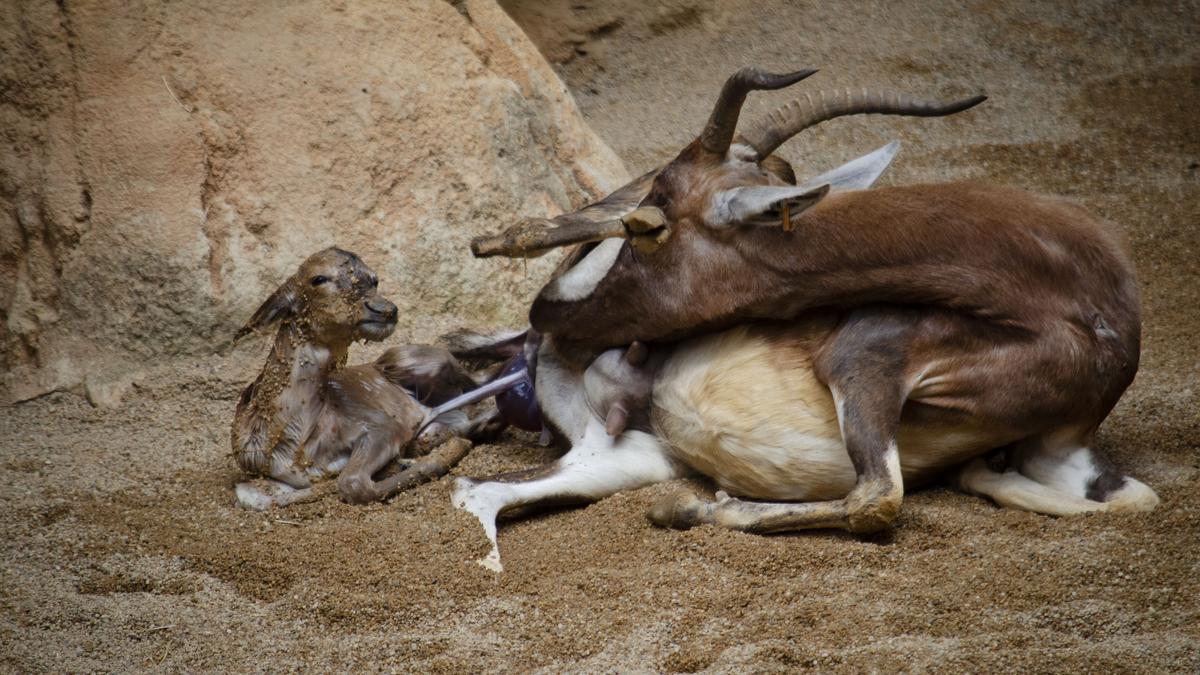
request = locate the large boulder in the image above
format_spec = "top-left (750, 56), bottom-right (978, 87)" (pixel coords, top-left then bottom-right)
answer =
top-left (0, 0), bottom-right (627, 405)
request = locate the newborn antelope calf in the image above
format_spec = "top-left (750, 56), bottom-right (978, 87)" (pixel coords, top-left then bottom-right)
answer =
top-left (231, 247), bottom-right (501, 510)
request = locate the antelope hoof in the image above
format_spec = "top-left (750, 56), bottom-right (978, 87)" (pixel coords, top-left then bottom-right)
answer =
top-left (451, 477), bottom-right (507, 573)
top-left (844, 480), bottom-right (902, 534)
top-left (647, 489), bottom-right (716, 530)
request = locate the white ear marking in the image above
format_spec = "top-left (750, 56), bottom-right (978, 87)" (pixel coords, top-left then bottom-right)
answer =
top-left (799, 141), bottom-right (901, 192)
top-left (704, 142), bottom-right (899, 228)
top-left (542, 238), bottom-right (624, 301)
top-left (705, 184), bottom-right (829, 228)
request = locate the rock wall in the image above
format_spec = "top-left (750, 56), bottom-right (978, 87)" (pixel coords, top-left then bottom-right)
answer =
top-left (0, 0), bottom-right (627, 405)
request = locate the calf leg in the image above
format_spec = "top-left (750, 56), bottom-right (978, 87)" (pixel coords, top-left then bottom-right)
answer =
top-left (376, 344), bottom-right (510, 407)
top-left (452, 417), bottom-right (682, 571)
top-left (426, 407), bottom-right (507, 446)
top-left (235, 479), bottom-right (321, 511)
top-left (339, 432), bottom-right (473, 504)
top-left (235, 452), bottom-right (319, 510)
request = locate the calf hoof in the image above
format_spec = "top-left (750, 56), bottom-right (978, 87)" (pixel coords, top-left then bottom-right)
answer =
top-left (235, 480), bottom-right (315, 511)
top-left (235, 483), bottom-right (273, 511)
top-left (647, 489), bottom-right (715, 530)
top-left (337, 474), bottom-right (378, 505)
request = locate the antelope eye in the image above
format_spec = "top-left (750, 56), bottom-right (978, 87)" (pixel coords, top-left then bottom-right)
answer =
top-left (310, 275), bottom-right (330, 286)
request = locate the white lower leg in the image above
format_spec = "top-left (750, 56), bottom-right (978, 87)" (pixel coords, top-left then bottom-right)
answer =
top-left (452, 417), bottom-right (680, 572)
top-left (1008, 431), bottom-right (1158, 513)
top-left (234, 479), bottom-right (316, 511)
top-left (957, 458), bottom-right (1106, 516)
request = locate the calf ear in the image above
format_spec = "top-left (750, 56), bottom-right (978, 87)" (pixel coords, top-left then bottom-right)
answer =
top-left (705, 183), bottom-right (830, 229)
top-left (235, 280), bottom-right (298, 340)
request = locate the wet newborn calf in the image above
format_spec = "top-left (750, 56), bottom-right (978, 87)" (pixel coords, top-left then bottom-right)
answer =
top-left (231, 247), bottom-right (501, 510)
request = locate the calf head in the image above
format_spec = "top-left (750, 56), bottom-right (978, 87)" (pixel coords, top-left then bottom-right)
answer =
top-left (236, 247), bottom-right (398, 351)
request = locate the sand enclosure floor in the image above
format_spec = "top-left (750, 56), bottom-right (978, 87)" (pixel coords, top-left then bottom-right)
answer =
top-left (3, 1), bottom-right (1199, 671)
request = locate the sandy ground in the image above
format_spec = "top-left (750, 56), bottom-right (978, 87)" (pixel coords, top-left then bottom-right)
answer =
top-left (2, 1), bottom-right (1198, 671)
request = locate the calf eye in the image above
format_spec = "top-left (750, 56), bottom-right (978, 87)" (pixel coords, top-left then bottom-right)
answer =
top-left (310, 275), bottom-right (330, 286)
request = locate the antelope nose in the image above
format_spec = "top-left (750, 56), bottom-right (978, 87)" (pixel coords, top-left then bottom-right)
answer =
top-left (365, 298), bottom-right (398, 322)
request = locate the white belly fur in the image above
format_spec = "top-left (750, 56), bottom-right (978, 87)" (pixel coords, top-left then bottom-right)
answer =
top-left (652, 326), bottom-right (1000, 501)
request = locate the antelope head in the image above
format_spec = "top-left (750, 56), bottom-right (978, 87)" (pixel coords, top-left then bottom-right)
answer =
top-left (470, 67), bottom-right (984, 353)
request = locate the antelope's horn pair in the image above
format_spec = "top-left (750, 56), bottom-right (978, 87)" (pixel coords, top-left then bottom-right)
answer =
top-left (705, 66), bottom-right (986, 158)
top-left (741, 86), bottom-right (987, 158)
top-left (700, 67), bottom-right (819, 155)
top-left (470, 67), bottom-right (987, 259)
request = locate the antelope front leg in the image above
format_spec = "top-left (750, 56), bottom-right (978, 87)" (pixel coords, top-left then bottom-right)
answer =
top-left (648, 437), bottom-right (901, 535)
top-left (648, 400), bottom-right (903, 535)
top-left (452, 417), bottom-right (682, 572)
top-left (652, 311), bottom-right (912, 535)
top-left (648, 489), bottom-right (851, 533)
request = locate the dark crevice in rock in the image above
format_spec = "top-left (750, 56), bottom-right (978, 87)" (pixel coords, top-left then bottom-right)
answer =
top-left (446, 0), bottom-right (473, 23)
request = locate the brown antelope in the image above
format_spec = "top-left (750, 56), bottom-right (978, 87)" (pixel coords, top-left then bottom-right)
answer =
top-left (230, 247), bottom-right (510, 510)
top-left (444, 68), bottom-right (1157, 570)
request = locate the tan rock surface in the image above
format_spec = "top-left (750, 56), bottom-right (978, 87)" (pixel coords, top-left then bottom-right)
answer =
top-left (0, 0), bottom-right (626, 404)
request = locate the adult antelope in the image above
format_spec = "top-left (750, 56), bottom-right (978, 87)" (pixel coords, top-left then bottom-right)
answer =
top-left (445, 68), bottom-right (1157, 570)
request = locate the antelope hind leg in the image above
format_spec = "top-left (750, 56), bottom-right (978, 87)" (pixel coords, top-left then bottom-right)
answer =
top-left (958, 431), bottom-right (1158, 515)
top-left (452, 417), bottom-right (682, 572)
top-left (956, 458), bottom-right (1109, 515)
top-left (956, 457), bottom-right (1158, 515)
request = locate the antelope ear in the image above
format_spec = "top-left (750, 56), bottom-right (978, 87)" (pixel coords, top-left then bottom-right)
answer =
top-left (705, 183), bottom-right (830, 228)
top-left (800, 141), bottom-right (900, 192)
top-left (235, 280), bottom-right (298, 340)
